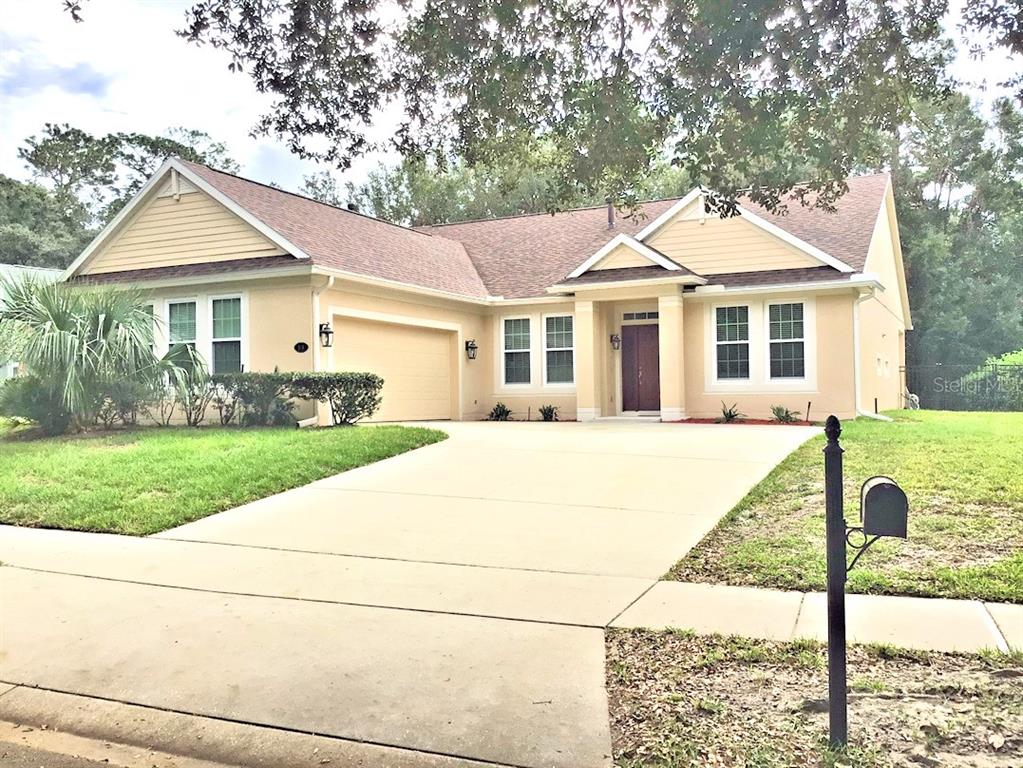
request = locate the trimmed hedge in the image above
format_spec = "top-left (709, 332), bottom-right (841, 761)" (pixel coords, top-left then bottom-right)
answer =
top-left (212, 371), bottom-right (383, 426)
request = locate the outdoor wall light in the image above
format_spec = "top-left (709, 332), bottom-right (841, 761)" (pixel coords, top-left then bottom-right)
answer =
top-left (465, 339), bottom-right (479, 360)
top-left (610, 333), bottom-right (621, 351)
top-left (318, 322), bottom-right (334, 348)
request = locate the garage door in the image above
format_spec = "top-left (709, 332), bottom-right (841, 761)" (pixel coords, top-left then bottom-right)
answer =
top-left (334, 318), bottom-right (454, 421)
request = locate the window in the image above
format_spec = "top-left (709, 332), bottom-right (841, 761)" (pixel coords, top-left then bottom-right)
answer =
top-left (212, 297), bottom-right (242, 373)
top-left (623, 311), bottom-right (659, 321)
top-left (715, 306), bottom-right (749, 379)
top-left (168, 301), bottom-right (197, 371)
top-left (503, 318), bottom-right (530, 384)
top-left (544, 315), bottom-right (574, 384)
top-left (769, 303), bottom-right (805, 378)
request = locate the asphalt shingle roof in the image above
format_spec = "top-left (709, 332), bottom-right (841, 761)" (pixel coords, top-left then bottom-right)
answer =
top-left (81, 162), bottom-right (889, 300)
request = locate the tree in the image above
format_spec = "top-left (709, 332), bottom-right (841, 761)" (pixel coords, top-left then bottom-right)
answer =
top-left (17, 123), bottom-right (114, 226)
top-left (0, 175), bottom-right (93, 268)
top-left (0, 274), bottom-right (199, 431)
top-left (175, 0), bottom-right (950, 210)
top-left (300, 171), bottom-right (347, 207)
top-left (18, 124), bottom-right (240, 225)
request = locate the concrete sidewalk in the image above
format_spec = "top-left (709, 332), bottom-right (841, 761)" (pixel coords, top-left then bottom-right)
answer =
top-left (612, 581), bottom-right (1022, 653)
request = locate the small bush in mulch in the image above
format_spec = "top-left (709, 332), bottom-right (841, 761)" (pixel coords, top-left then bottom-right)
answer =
top-left (607, 629), bottom-right (1023, 768)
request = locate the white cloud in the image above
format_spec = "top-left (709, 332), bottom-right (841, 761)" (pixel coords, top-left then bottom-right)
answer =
top-left (0, 0), bottom-right (397, 193)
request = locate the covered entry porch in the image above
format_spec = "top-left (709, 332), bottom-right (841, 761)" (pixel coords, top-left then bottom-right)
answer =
top-left (573, 289), bottom-right (688, 422)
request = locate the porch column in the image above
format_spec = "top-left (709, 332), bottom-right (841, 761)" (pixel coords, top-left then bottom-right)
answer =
top-left (658, 294), bottom-right (686, 421)
top-left (575, 300), bottom-right (599, 421)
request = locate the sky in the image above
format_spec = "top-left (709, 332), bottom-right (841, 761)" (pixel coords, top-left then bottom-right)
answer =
top-left (0, 0), bottom-right (1018, 198)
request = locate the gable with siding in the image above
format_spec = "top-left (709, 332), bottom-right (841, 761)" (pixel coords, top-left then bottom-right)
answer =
top-left (645, 214), bottom-right (821, 275)
top-left (80, 178), bottom-right (287, 276)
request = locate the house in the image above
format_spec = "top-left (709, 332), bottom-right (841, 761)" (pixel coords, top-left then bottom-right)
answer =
top-left (0, 263), bottom-right (62, 381)
top-left (62, 158), bottom-right (910, 423)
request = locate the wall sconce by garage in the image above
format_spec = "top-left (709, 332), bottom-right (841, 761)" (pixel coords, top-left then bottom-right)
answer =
top-left (465, 339), bottom-right (479, 360)
top-left (318, 322), bottom-right (334, 348)
top-left (610, 333), bottom-right (621, 351)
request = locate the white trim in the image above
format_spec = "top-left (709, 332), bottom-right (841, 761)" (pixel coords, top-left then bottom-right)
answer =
top-left (500, 314), bottom-right (533, 388)
top-left (764, 300), bottom-right (808, 383)
top-left (712, 303), bottom-right (752, 384)
top-left (208, 292), bottom-right (248, 374)
top-left (660, 407), bottom-right (686, 421)
top-left (634, 188), bottom-right (704, 240)
top-left (547, 274), bottom-right (706, 294)
top-left (692, 274), bottom-right (882, 298)
top-left (567, 233), bottom-right (683, 278)
top-left (577, 407), bottom-right (600, 422)
top-left (329, 305), bottom-right (461, 333)
top-left (702, 297), bottom-right (819, 394)
top-left (63, 158), bottom-right (314, 280)
top-left (312, 266), bottom-right (496, 305)
top-left (541, 312), bottom-right (575, 387)
top-left (634, 186), bottom-right (855, 274)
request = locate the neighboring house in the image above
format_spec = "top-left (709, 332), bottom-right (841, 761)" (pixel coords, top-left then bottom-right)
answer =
top-left (62, 158), bottom-right (910, 422)
top-left (0, 263), bottom-right (62, 381)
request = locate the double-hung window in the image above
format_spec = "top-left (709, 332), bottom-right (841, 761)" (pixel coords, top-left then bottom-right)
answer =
top-left (503, 318), bottom-right (531, 384)
top-left (715, 306), bottom-right (749, 379)
top-left (212, 297), bottom-right (242, 373)
top-left (168, 301), bottom-right (197, 373)
top-left (544, 315), bottom-right (574, 384)
top-left (769, 302), bottom-right (805, 378)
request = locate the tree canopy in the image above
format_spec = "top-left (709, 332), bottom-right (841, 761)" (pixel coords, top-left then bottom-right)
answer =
top-left (176, 0), bottom-right (953, 211)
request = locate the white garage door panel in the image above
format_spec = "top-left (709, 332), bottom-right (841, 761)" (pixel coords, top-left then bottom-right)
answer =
top-left (335, 318), bottom-right (453, 421)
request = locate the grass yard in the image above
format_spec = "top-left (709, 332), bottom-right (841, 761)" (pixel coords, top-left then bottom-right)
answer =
top-left (0, 423), bottom-right (446, 535)
top-left (669, 411), bottom-right (1023, 603)
top-left (608, 629), bottom-right (1023, 768)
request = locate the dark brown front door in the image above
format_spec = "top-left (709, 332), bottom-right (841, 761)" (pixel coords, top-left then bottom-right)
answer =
top-left (621, 324), bottom-right (660, 411)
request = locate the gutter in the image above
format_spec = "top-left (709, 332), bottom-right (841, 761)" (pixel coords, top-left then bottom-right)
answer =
top-left (852, 290), bottom-right (893, 422)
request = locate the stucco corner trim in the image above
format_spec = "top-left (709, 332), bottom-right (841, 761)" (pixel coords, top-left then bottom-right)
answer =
top-left (660, 407), bottom-right (686, 422)
top-left (576, 407), bottom-right (600, 422)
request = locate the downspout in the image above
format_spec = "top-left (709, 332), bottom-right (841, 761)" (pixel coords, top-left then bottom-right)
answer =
top-left (853, 290), bottom-right (892, 422)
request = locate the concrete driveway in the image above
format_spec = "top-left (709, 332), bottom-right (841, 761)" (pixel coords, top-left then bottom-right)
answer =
top-left (0, 421), bottom-right (815, 768)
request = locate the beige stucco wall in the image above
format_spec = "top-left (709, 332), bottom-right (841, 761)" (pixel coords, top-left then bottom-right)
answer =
top-left (646, 215), bottom-right (820, 274)
top-left (82, 189), bottom-right (286, 275)
top-left (682, 291), bottom-right (858, 420)
top-left (857, 187), bottom-right (908, 412)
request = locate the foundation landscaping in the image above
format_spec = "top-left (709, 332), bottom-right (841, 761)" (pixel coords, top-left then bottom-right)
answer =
top-left (0, 272), bottom-right (445, 536)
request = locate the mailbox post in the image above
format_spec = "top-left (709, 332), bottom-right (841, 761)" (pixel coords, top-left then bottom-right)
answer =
top-left (823, 415), bottom-right (908, 749)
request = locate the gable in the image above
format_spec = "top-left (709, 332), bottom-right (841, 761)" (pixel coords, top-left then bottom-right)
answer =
top-left (863, 184), bottom-right (911, 326)
top-left (590, 242), bottom-right (657, 271)
top-left (79, 183), bottom-right (287, 276)
top-left (645, 214), bottom-right (822, 275)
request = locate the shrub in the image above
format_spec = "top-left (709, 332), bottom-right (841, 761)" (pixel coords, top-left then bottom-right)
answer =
top-left (143, 396), bottom-right (175, 427)
top-left (538, 404), bottom-right (559, 422)
top-left (717, 401), bottom-right (745, 423)
top-left (96, 379), bottom-right (154, 427)
top-left (215, 372), bottom-right (295, 427)
top-left (770, 404), bottom-right (801, 423)
top-left (488, 402), bottom-right (512, 421)
top-left (210, 381), bottom-right (240, 426)
top-left (290, 372), bottom-right (383, 425)
top-left (174, 377), bottom-right (216, 427)
top-left (0, 376), bottom-right (72, 436)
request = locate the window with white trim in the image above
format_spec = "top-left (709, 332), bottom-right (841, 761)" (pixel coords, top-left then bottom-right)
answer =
top-left (768, 302), bottom-right (805, 378)
top-left (503, 318), bottom-right (530, 384)
top-left (168, 300), bottom-right (197, 372)
top-left (715, 306), bottom-right (749, 379)
top-left (544, 315), bottom-right (574, 384)
top-left (212, 297), bottom-right (242, 373)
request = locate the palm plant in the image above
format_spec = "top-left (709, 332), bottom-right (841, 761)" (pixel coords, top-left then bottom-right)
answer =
top-left (0, 274), bottom-right (201, 430)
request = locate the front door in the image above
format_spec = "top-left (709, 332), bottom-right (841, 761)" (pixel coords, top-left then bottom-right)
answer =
top-left (621, 324), bottom-right (660, 411)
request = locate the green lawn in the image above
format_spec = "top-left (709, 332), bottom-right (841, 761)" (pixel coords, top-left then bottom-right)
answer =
top-left (0, 423), bottom-right (446, 535)
top-left (670, 411), bottom-right (1023, 603)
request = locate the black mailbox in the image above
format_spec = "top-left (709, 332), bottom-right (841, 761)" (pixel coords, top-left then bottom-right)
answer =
top-left (859, 476), bottom-right (908, 538)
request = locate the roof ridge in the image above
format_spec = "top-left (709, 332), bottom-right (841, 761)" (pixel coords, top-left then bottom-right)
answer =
top-left (174, 158), bottom-right (464, 246)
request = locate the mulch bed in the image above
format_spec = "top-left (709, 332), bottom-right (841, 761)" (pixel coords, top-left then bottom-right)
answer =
top-left (607, 629), bottom-right (1023, 767)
